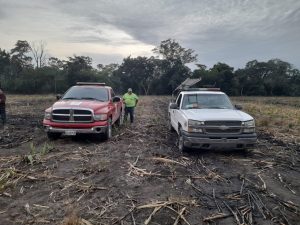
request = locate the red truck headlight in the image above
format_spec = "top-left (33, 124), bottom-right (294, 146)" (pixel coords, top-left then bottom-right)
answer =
top-left (44, 112), bottom-right (51, 120)
top-left (94, 114), bottom-right (107, 121)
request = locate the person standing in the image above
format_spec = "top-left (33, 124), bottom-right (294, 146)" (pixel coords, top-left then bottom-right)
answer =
top-left (122, 88), bottom-right (138, 124)
top-left (0, 88), bottom-right (6, 127)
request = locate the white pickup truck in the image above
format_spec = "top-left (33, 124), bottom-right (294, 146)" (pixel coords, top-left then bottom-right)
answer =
top-left (168, 88), bottom-right (257, 151)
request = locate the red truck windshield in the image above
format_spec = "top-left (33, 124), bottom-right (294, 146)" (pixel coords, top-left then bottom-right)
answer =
top-left (62, 86), bottom-right (109, 102)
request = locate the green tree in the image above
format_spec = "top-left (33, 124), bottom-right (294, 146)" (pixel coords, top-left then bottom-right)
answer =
top-left (65, 55), bottom-right (94, 85)
top-left (193, 63), bottom-right (238, 95)
top-left (263, 59), bottom-right (292, 95)
top-left (10, 40), bottom-right (33, 75)
top-left (115, 56), bottom-right (156, 94)
top-left (153, 39), bottom-right (197, 65)
top-left (210, 63), bottom-right (238, 95)
top-left (95, 63), bottom-right (119, 91)
top-left (235, 59), bottom-right (297, 96)
top-left (0, 49), bottom-right (11, 87)
top-left (290, 69), bottom-right (300, 96)
top-left (151, 39), bottom-right (195, 94)
top-left (48, 57), bottom-right (64, 70)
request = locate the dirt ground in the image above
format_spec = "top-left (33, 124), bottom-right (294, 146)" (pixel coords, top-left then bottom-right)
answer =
top-left (0, 96), bottom-right (299, 225)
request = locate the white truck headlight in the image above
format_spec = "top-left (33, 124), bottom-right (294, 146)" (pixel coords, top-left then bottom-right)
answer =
top-left (188, 120), bottom-right (204, 132)
top-left (94, 114), bottom-right (107, 121)
top-left (189, 120), bottom-right (204, 126)
top-left (242, 120), bottom-right (255, 133)
top-left (243, 120), bottom-right (255, 127)
top-left (44, 112), bottom-right (51, 120)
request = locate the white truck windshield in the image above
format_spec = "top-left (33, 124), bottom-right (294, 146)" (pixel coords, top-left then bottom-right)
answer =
top-left (181, 94), bottom-right (234, 109)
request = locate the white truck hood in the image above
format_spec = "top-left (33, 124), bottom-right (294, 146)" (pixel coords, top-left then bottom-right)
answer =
top-left (181, 109), bottom-right (253, 121)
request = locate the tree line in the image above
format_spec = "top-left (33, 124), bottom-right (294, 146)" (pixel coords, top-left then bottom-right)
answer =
top-left (0, 39), bottom-right (299, 96)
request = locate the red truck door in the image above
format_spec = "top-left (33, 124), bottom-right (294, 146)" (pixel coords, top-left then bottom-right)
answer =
top-left (110, 89), bottom-right (120, 123)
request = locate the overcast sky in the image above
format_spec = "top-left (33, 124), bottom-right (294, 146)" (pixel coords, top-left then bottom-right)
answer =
top-left (0, 0), bottom-right (299, 69)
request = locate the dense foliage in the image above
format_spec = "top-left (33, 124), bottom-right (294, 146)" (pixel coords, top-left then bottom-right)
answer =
top-left (0, 39), bottom-right (299, 96)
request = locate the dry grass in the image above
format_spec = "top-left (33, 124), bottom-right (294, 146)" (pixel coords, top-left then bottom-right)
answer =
top-left (0, 167), bottom-right (18, 192)
top-left (232, 96), bottom-right (300, 144)
top-left (61, 212), bottom-right (81, 225)
top-left (61, 211), bottom-right (95, 225)
top-left (232, 96), bottom-right (300, 107)
top-left (6, 94), bottom-right (55, 116)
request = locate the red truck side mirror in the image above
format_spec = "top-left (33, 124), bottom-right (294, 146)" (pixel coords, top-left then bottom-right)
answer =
top-left (56, 94), bottom-right (62, 100)
top-left (112, 96), bottom-right (121, 103)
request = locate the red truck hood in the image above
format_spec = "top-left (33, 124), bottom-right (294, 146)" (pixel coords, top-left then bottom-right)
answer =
top-left (52, 100), bottom-right (109, 112)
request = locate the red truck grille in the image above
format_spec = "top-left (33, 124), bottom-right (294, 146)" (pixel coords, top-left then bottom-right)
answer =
top-left (52, 109), bottom-right (93, 123)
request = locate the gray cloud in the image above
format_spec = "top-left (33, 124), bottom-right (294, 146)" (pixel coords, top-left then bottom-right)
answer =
top-left (0, 0), bottom-right (300, 68)
top-left (84, 52), bottom-right (124, 66)
top-left (0, 3), bottom-right (7, 20)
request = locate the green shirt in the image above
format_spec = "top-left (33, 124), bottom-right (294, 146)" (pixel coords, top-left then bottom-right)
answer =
top-left (123, 93), bottom-right (138, 107)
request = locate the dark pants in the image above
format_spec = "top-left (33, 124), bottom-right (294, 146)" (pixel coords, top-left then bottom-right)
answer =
top-left (0, 105), bottom-right (6, 125)
top-left (125, 107), bottom-right (135, 123)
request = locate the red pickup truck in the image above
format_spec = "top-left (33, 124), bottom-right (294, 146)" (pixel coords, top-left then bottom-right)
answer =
top-left (43, 82), bottom-right (124, 140)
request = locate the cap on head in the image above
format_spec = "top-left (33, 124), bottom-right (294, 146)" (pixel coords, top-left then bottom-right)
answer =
top-left (128, 88), bottom-right (132, 92)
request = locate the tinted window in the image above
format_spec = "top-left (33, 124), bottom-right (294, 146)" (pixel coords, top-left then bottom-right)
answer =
top-left (62, 86), bottom-right (109, 101)
top-left (182, 94), bottom-right (233, 109)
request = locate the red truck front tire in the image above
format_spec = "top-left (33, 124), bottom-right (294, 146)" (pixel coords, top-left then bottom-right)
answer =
top-left (103, 118), bottom-right (112, 141)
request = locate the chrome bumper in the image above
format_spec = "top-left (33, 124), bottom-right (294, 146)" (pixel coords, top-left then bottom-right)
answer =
top-left (44, 126), bottom-right (107, 134)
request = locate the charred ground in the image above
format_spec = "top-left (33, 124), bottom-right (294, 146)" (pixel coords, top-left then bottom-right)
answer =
top-left (0, 96), bottom-right (299, 225)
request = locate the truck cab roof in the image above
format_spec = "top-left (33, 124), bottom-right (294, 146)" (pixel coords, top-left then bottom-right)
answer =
top-left (74, 85), bottom-right (112, 90)
top-left (179, 91), bottom-right (225, 95)
top-left (75, 82), bottom-right (111, 89)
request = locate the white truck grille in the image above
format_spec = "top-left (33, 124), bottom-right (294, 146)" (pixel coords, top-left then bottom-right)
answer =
top-left (204, 121), bottom-right (242, 134)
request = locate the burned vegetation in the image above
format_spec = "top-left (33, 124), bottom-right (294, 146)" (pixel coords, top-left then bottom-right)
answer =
top-left (0, 95), bottom-right (299, 225)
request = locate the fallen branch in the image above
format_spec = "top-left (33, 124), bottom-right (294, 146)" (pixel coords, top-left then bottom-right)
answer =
top-left (33, 204), bottom-right (50, 209)
top-left (163, 206), bottom-right (191, 225)
top-left (257, 174), bottom-right (267, 191)
top-left (240, 178), bottom-right (245, 195)
top-left (144, 206), bottom-right (162, 225)
top-left (186, 179), bottom-right (213, 199)
top-left (278, 173), bottom-right (296, 195)
top-left (213, 188), bottom-right (222, 212)
top-left (223, 201), bottom-right (241, 225)
top-left (137, 198), bottom-right (197, 211)
top-left (128, 162), bottom-right (154, 177)
top-left (198, 159), bottom-right (226, 182)
top-left (111, 206), bottom-right (136, 225)
top-left (131, 211), bottom-right (136, 225)
top-left (203, 213), bottom-right (232, 222)
top-left (150, 157), bottom-right (187, 166)
top-left (81, 218), bottom-right (94, 225)
top-left (173, 207), bottom-right (188, 225)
